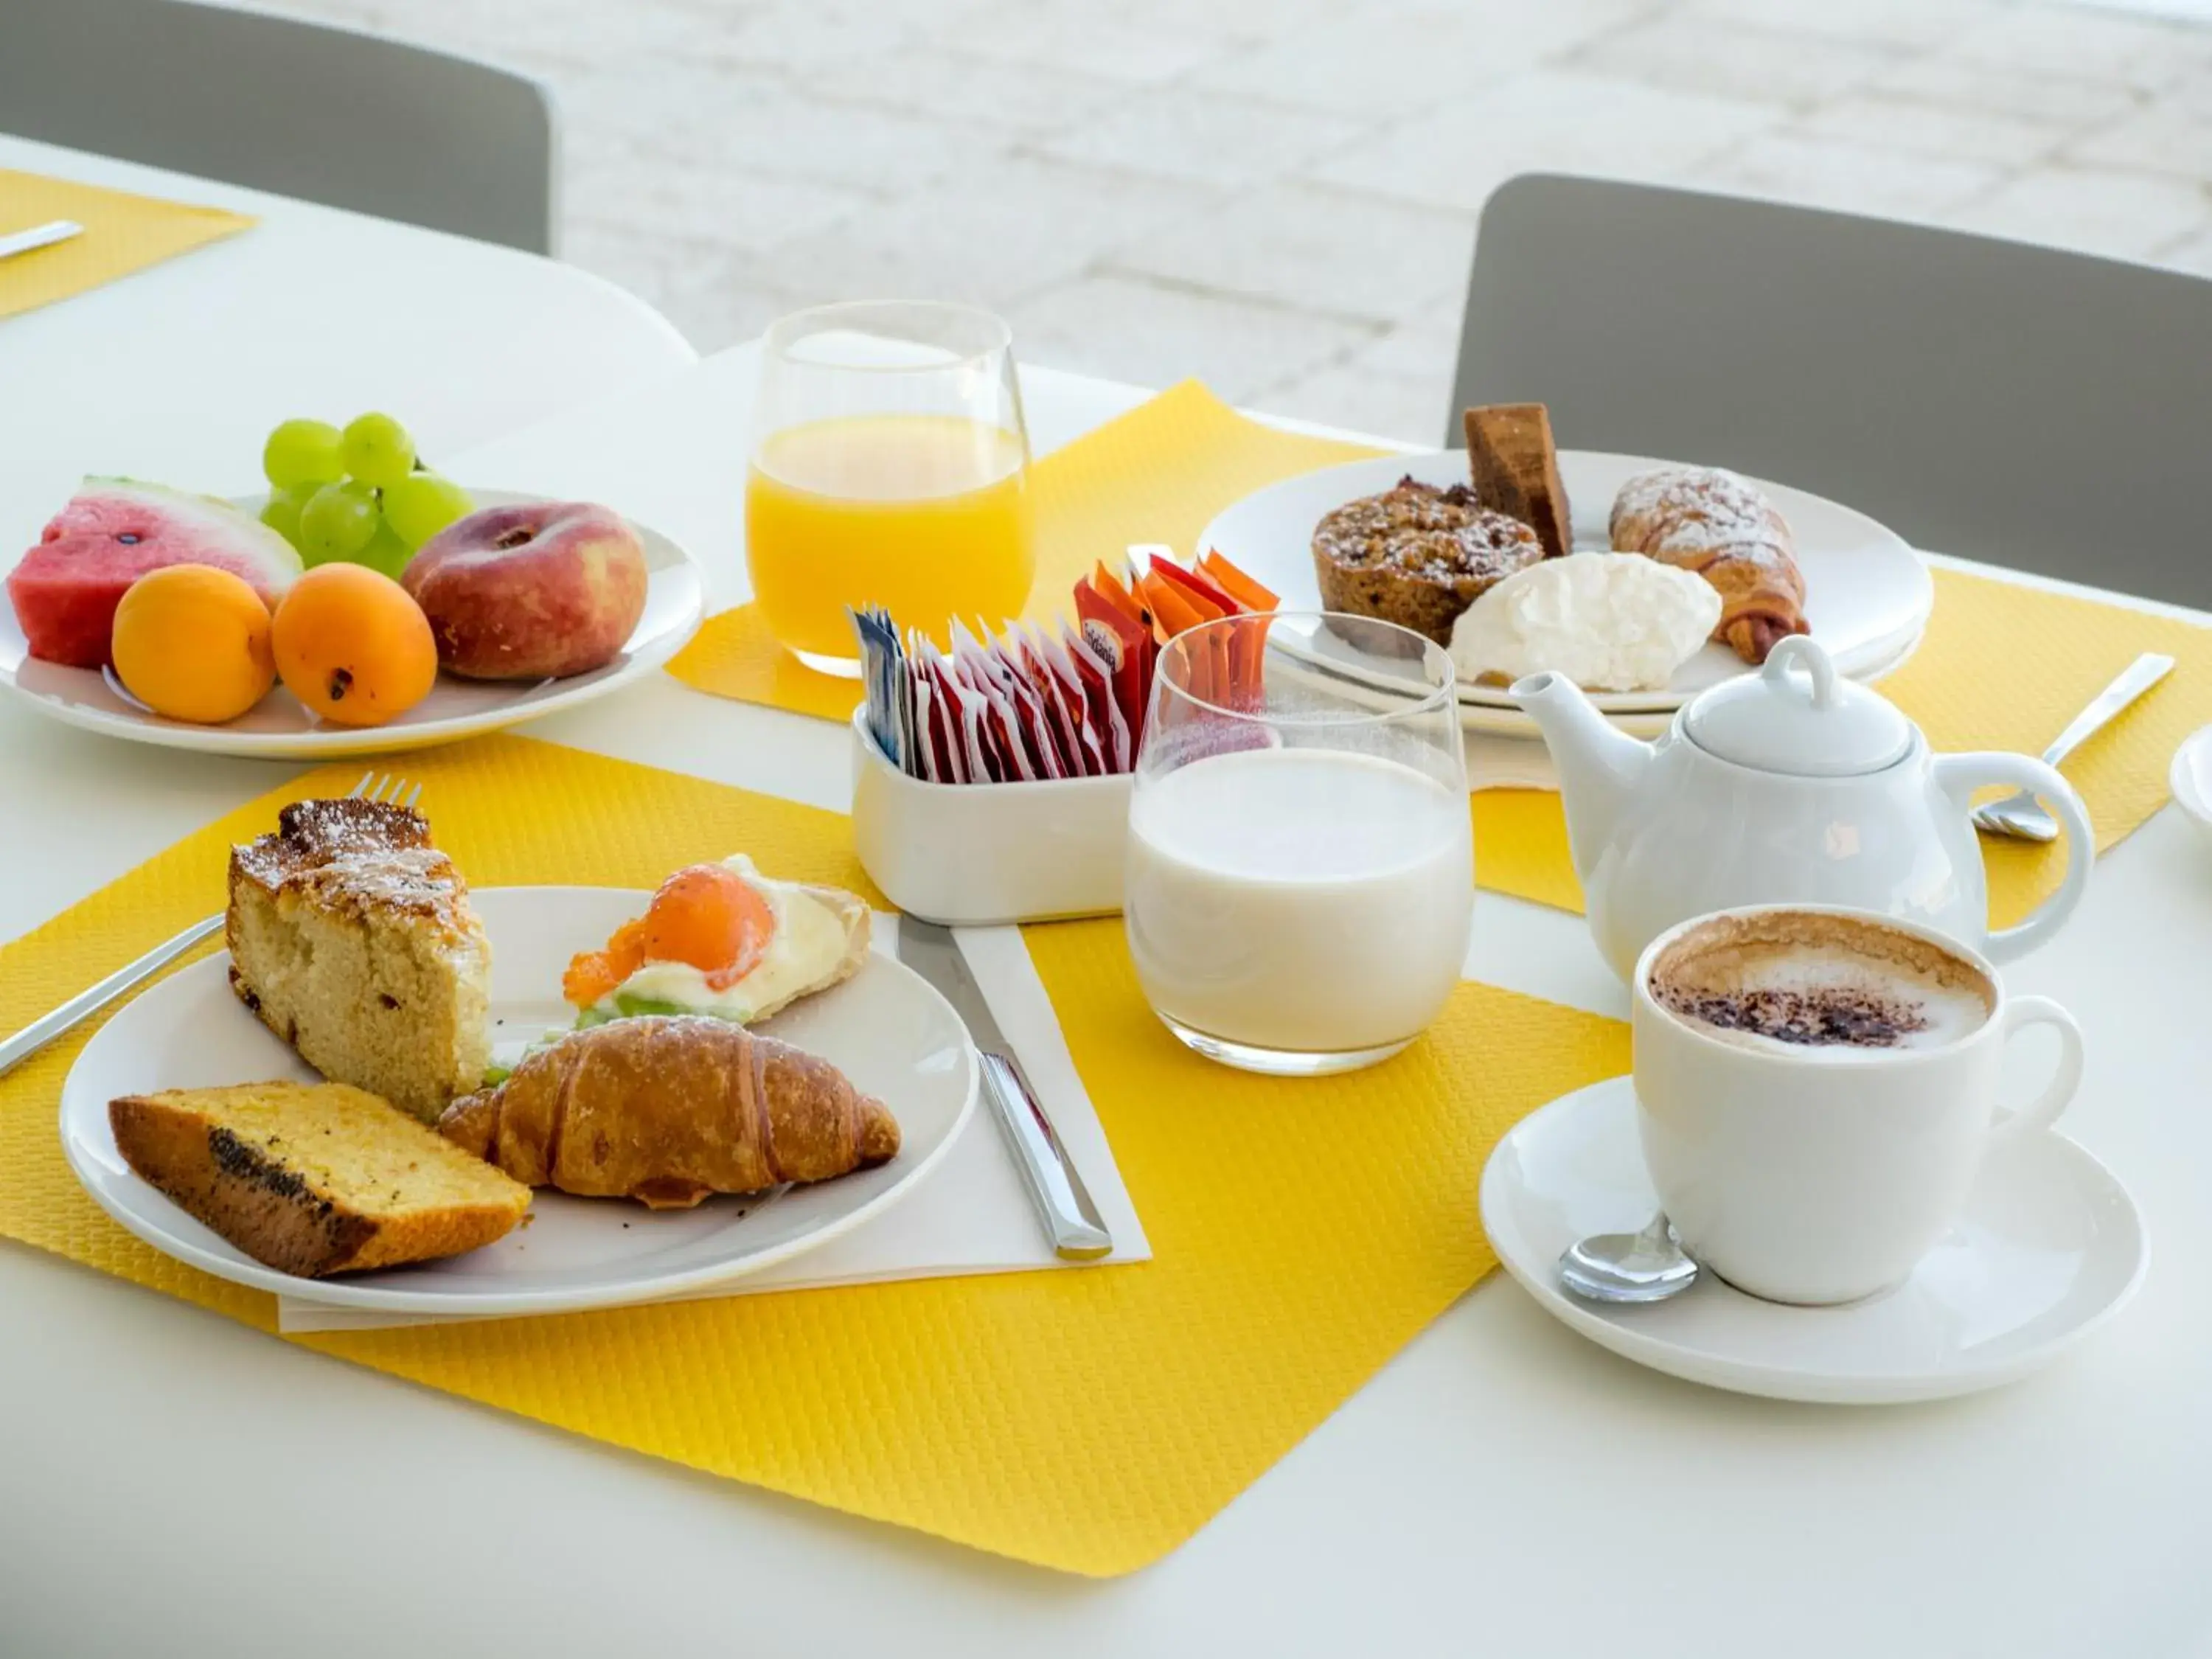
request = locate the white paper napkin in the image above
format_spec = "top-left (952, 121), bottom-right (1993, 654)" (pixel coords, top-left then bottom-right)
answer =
top-left (276, 920), bottom-right (1150, 1332)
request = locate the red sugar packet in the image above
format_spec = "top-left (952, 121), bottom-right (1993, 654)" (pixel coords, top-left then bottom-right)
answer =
top-left (992, 637), bottom-right (1069, 780)
top-left (950, 624), bottom-right (1033, 782)
top-left (1032, 625), bottom-right (1107, 777)
top-left (1065, 625), bottom-right (1133, 773)
top-left (857, 549), bottom-right (1277, 785)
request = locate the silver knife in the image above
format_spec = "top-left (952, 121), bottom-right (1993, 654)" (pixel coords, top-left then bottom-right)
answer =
top-left (899, 918), bottom-right (1113, 1261)
top-left (0, 220), bottom-right (85, 262)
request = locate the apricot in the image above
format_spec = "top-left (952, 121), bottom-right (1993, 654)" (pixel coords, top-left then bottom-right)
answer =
top-left (563, 919), bottom-right (648, 1009)
top-left (271, 563), bottom-right (437, 726)
top-left (111, 565), bottom-right (275, 724)
top-left (640, 865), bottom-right (776, 989)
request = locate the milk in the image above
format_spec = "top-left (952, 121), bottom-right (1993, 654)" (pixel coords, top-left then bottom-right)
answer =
top-left (1125, 747), bottom-right (1473, 1055)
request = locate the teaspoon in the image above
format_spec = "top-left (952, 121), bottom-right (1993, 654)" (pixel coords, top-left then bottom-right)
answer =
top-left (1972, 652), bottom-right (2174, 842)
top-left (1559, 1211), bottom-right (1699, 1304)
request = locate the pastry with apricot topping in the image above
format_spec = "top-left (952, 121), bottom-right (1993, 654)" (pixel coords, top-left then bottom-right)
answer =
top-left (562, 856), bottom-right (869, 1027)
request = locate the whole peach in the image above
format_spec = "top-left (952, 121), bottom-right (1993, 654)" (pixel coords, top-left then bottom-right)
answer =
top-left (403, 501), bottom-right (647, 681)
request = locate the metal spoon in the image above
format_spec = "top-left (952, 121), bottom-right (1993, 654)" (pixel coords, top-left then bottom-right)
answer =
top-left (1559, 1211), bottom-right (1698, 1304)
top-left (1972, 653), bottom-right (2174, 842)
top-left (0, 220), bottom-right (83, 262)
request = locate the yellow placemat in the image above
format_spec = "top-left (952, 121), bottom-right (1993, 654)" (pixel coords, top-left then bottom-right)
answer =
top-left (670, 377), bottom-right (2212, 928)
top-left (0, 170), bottom-right (254, 320)
top-left (1472, 567), bottom-right (2212, 927)
top-left (0, 733), bottom-right (1628, 1576)
top-left (665, 379), bottom-right (1383, 712)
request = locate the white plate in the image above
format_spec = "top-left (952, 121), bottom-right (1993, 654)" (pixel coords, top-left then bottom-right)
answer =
top-left (1, 490), bottom-right (705, 758)
top-left (1282, 616), bottom-right (1927, 741)
top-left (2171, 724), bottom-right (2212, 851)
top-left (1478, 1077), bottom-right (2146, 1405)
top-left (1199, 451), bottom-right (1934, 733)
top-left (60, 887), bottom-right (978, 1316)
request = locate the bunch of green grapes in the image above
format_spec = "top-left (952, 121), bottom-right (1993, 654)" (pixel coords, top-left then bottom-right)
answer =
top-left (260, 413), bottom-right (474, 580)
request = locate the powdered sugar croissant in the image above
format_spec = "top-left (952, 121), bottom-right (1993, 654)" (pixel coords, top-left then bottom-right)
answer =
top-left (438, 1015), bottom-right (900, 1209)
top-left (1610, 465), bottom-right (1809, 664)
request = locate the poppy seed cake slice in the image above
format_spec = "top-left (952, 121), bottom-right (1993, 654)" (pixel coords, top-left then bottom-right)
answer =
top-left (110, 1080), bottom-right (530, 1276)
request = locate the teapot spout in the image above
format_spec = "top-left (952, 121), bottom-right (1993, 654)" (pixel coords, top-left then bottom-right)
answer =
top-left (1512, 671), bottom-right (1654, 880)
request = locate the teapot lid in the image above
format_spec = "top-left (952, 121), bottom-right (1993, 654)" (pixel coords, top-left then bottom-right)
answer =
top-left (1684, 636), bottom-right (1913, 777)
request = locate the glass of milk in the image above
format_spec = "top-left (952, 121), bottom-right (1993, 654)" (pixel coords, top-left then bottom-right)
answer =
top-left (1124, 611), bottom-right (1472, 1075)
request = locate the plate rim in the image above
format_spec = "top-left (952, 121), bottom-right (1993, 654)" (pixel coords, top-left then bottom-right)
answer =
top-left (1477, 1075), bottom-right (2148, 1405)
top-left (0, 490), bottom-right (707, 759)
top-left (1196, 447), bottom-right (1935, 720)
top-left (2169, 724), bottom-right (2212, 833)
top-left (59, 884), bottom-right (981, 1315)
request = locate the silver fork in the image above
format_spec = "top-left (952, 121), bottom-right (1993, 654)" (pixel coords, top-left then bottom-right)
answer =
top-left (1972, 653), bottom-right (2174, 843)
top-left (0, 772), bottom-right (421, 1079)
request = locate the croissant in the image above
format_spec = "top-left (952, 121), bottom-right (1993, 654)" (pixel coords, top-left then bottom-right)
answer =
top-left (1610, 466), bottom-right (1808, 664)
top-left (438, 1015), bottom-right (900, 1209)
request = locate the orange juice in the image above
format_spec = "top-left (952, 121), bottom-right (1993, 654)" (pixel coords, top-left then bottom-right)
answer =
top-left (745, 414), bottom-right (1034, 666)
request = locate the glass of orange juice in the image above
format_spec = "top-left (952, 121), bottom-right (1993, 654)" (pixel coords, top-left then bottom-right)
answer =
top-left (746, 301), bottom-right (1034, 675)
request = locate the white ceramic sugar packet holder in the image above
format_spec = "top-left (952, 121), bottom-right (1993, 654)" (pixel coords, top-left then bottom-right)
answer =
top-left (849, 710), bottom-right (1133, 926)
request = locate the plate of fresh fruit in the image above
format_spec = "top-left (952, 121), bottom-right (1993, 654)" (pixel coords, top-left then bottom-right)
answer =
top-left (0, 412), bottom-right (706, 757)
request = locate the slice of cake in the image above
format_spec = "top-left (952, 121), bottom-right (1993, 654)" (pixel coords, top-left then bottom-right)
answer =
top-left (1464, 403), bottom-right (1573, 559)
top-left (110, 1080), bottom-right (530, 1277)
top-left (227, 798), bottom-right (490, 1122)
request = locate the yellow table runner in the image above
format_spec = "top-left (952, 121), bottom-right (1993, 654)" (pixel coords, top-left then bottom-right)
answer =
top-left (665, 379), bottom-right (1379, 716)
top-left (0, 170), bottom-right (254, 320)
top-left (0, 734), bottom-right (1630, 1576)
top-left (671, 382), bottom-right (2212, 931)
top-left (1473, 568), bottom-right (2212, 926)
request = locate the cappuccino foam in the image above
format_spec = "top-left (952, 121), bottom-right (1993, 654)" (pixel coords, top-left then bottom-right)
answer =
top-left (1649, 911), bottom-right (1994, 1055)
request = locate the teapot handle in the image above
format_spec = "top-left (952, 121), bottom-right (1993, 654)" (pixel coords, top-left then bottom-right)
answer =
top-left (1933, 752), bottom-right (2095, 965)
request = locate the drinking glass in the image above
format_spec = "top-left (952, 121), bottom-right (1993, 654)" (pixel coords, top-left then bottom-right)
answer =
top-left (1124, 612), bottom-right (1473, 1076)
top-left (746, 302), bottom-right (1034, 677)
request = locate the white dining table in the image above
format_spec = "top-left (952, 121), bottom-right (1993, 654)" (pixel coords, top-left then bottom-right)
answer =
top-left (6, 164), bottom-right (2212, 1659)
top-left (0, 135), bottom-right (695, 925)
top-left (0, 135), bottom-right (695, 542)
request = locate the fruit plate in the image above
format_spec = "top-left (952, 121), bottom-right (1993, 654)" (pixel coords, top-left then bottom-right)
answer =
top-left (1197, 451), bottom-right (1934, 737)
top-left (60, 886), bottom-right (980, 1318)
top-left (0, 490), bottom-right (706, 759)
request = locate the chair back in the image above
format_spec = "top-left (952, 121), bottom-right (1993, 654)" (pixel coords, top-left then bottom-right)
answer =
top-left (0, 0), bottom-right (556, 253)
top-left (1453, 174), bottom-right (2212, 608)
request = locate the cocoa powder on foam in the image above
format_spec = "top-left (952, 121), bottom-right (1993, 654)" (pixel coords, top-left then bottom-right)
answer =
top-left (1649, 911), bottom-right (1994, 1054)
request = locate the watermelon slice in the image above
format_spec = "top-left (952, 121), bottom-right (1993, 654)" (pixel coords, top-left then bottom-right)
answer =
top-left (6, 478), bottom-right (302, 668)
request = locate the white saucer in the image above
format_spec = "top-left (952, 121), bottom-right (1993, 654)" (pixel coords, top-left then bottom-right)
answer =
top-left (1478, 1077), bottom-right (2146, 1404)
top-left (2171, 724), bottom-right (2212, 852)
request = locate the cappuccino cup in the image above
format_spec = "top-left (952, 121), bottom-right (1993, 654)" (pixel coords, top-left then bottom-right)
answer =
top-left (1632, 904), bottom-right (2084, 1305)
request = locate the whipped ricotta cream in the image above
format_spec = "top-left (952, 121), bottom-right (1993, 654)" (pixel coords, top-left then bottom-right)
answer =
top-left (1449, 552), bottom-right (1721, 692)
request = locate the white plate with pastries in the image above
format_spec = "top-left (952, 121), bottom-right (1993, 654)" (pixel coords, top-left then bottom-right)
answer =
top-left (1, 487), bottom-right (706, 759)
top-left (60, 880), bottom-right (980, 1317)
top-left (1197, 448), bottom-right (1933, 736)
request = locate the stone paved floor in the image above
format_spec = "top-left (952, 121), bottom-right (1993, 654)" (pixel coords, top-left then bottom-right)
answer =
top-left (274, 0), bottom-right (2212, 444)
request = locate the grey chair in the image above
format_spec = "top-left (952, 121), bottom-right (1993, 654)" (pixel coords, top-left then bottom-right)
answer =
top-left (0, 0), bottom-right (557, 254)
top-left (1452, 174), bottom-right (2212, 610)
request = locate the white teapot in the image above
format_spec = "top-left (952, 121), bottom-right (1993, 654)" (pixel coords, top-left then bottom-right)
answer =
top-left (1515, 637), bottom-right (2093, 981)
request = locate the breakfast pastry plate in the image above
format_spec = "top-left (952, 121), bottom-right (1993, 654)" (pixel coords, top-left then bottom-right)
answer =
top-left (1, 490), bottom-right (706, 759)
top-left (1199, 451), bottom-right (1933, 738)
top-left (1478, 1077), bottom-right (2146, 1405)
top-left (60, 887), bottom-right (980, 1316)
